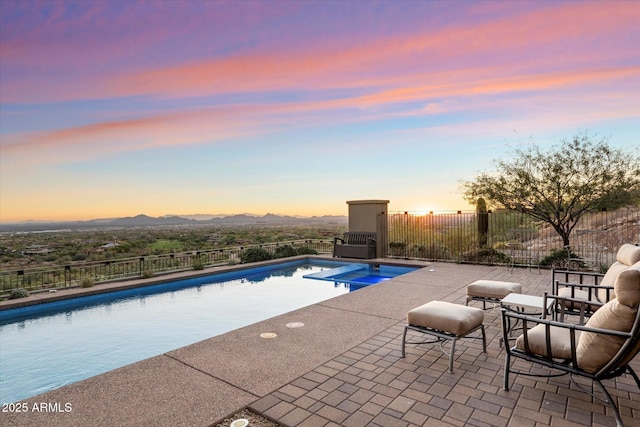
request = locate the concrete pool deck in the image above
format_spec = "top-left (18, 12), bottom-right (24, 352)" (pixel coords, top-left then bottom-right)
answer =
top-left (1, 258), bottom-right (638, 426)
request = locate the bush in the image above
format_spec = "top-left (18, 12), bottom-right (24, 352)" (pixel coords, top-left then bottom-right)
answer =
top-left (9, 288), bottom-right (29, 299)
top-left (463, 248), bottom-right (511, 264)
top-left (80, 277), bottom-right (94, 288)
top-left (539, 248), bottom-right (586, 269)
top-left (389, 242), bottom-right (407, 257)
top-left (192, 258), bottom-right (205, 270)
top-left (295, 246), bottom-right (318, 255)
top-left (274, 245), bottom-right (298, 258)
top-left (241, 247), bottom-right (273, 263)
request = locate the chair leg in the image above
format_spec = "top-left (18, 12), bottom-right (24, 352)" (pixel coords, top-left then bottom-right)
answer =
top-left (481, 325), bottom-right (487, 353)
top-left (594, 379), bottom-right (623, 427)
top-left (503, 351), bottom-right (511, 391)
top-left (449, 338), bottom-right (456, 373)
top-left (401, 326), bottom-right (408, 358)
top-left (627, 365), bottom-right (640, 389)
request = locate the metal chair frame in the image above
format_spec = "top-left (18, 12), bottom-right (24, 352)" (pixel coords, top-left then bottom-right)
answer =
top-left (402, 323), bottom-right (486, 373)
top-left (501, 294), bottom-right (640, 426)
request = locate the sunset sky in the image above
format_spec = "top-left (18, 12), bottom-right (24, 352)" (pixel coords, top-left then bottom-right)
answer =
top-left (1, 0), bottom-right (639, 223)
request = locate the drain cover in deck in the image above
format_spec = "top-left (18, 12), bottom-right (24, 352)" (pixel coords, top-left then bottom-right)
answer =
top-left (260, 332), bottom-right (277, 339)
top-left (286, 322), bottom-right (305, 328)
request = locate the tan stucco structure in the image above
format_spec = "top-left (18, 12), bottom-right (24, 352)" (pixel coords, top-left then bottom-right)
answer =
top-left (346, 200), bottom-right (389, 258)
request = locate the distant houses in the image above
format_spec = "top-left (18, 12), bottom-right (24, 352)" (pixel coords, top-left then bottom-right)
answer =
top-left (22, 245), bottom-right (54, 255)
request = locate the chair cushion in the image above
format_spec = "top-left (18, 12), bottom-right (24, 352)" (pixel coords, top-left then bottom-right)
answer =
top-left (576, 299), bottom-right (638, 373)
top-left (466, 280), bottom-right (522, 299)
top-left (515, 324), bottom-right (578, 359)
top-left (557, 287), bottom-right (600, 312)
top-left (615, 262), bottom-right (640, 308)
top-left (408, 301), bottom-right (484, 336)
top-left (616, 244), bottom-right (640, 266)
top-left (598, 261), bottom-right (629, 298)
top-left (597, 245), bottom-right (640, 301)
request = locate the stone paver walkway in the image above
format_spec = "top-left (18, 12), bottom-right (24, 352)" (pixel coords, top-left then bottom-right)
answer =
top-left (250, 264), bottom-right (639, 427)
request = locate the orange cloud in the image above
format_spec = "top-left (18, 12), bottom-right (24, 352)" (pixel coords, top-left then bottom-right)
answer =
top-left (1, 1), bottom-right (636, 106)
top-left (3, 61), bottom-right (637, 170)
top-left (102, 1), bottom-right (638, 101)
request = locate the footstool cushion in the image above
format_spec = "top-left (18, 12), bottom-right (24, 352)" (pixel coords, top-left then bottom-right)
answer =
top-left (467, 280), bottom-right (522, 300)
top-left (408, 301), bottom-right (484, 335)
top-left (402, 300), bottom-right (487, 372)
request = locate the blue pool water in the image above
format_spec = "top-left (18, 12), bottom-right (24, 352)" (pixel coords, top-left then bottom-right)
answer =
top-left (303, 263), bottom-right (412, 289)
top-left (0, 260), bottom-right (416, 404)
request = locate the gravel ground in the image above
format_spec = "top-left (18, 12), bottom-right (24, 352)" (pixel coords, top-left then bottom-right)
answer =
top-left (213, 408), bottom-right (280, 427)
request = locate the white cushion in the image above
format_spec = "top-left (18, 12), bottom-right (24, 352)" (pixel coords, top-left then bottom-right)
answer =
top-left (408, 301), bottom-right (484, 336)
top-left (598, 261), bottom-right (628, 299)
top-left (466, 280), bottom-right (522, 299)
top-left (515, 324), bottom-right (579, 359)
top-left (576, 300), bottom-right (636, 373)
top-left (576, 266), bottom-right (640, 373)
top-left (616, 244), bottom-right (640, 266)
top-left (615, 262), bottom-right (640, 308)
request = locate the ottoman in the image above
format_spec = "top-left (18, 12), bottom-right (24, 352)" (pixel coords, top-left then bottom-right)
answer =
top-left (466, 280), bottom-right (522, 309)
top-left (401, 301), bottom-right (486, 373)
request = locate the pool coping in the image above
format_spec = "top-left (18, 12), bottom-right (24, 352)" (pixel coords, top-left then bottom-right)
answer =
top-left (0, 255), bottom-right (424, 311)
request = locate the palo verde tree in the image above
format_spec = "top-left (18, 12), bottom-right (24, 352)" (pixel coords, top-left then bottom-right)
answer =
top-left (461, 133), bottom-right (640, 247)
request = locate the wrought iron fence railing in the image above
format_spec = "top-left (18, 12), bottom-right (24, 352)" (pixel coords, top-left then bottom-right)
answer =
top-left (0, 239), bottom-right (333, 297)
top-left (3, 207), bottom-right (639, 298)
top-left (386, 207), bottom-right (639, 270)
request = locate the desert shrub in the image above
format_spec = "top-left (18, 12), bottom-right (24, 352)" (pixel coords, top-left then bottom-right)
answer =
top-left (412, 244), bottom-right (451, 260)
top-left (539, 248), bottom-right (586, 269)
top-left (241, 248), bottom-right (273, 263)
top-left (80, 277), bottom-right (94, 288)
top-left (463, 248), bottom-right (511, 264)
top-left (192, 258), bottom-right (205, 270)
top-left (295, 246), bottom-right (318, 255)
top-left (9, 288), bottom-right (29, 299)
top-left (274, 245), bottom-right (298, 258)
top-left (72, 253), bottom-right (87, 261)
top-left (389, 242), bottom-right (407, 257)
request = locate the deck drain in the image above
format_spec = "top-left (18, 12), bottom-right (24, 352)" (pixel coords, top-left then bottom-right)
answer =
top-left (286, 322), bottom-right (304, 329)
top-left (260, 332), bottom-right (277, 339)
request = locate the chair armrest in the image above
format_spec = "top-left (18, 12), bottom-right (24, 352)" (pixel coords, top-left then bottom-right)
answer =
top-left (366, 238), bottom-right (376, 246)
top-left (501, 308), bottom-right (632, 366)
top-left (552, 280), bottom-right (614, 303)
top-left (333, 237), bottom-right (345, 245)
top-left (544, 292), bottom-right (603, 324)
top-left (552, 269), bottom-right (604, 285)
top-left (501, 309), bottom-right (631, 339)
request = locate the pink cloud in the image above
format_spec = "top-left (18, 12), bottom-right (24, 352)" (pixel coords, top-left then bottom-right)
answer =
top-left (2, 1), bottom-right (637, 104)
top-left (3, 61), bottom-right (636, 169)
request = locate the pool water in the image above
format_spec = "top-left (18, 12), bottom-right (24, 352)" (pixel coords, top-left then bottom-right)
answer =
top-left (303, 263), bottom-right (412, 287)
top-left (0, 260), bottom-right (416, 404)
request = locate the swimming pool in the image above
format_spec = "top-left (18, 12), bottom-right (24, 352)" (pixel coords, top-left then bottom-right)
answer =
top-left (0, 259), bottom-right (417, 404)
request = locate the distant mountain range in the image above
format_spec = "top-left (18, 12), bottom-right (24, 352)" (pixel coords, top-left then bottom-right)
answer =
top-left (0, 213), bottom-right (347, 232)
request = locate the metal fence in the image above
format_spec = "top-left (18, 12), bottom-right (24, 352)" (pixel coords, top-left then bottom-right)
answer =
top-left (0, 239), bottom-right (333, 297)
top-left (387, 207), bottom-right (640, 270)
top-left (3, 207), bottom-right (639, 298)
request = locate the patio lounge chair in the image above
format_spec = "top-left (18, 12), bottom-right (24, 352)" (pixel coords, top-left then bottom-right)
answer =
top-left (502, 263), bottom-right (640, 426)
top-left (552, 244), bottom-right (640, 319)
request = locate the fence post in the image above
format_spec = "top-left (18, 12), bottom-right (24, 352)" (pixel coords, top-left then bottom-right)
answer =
top-left (477, 198), bottom-right (489, 249)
